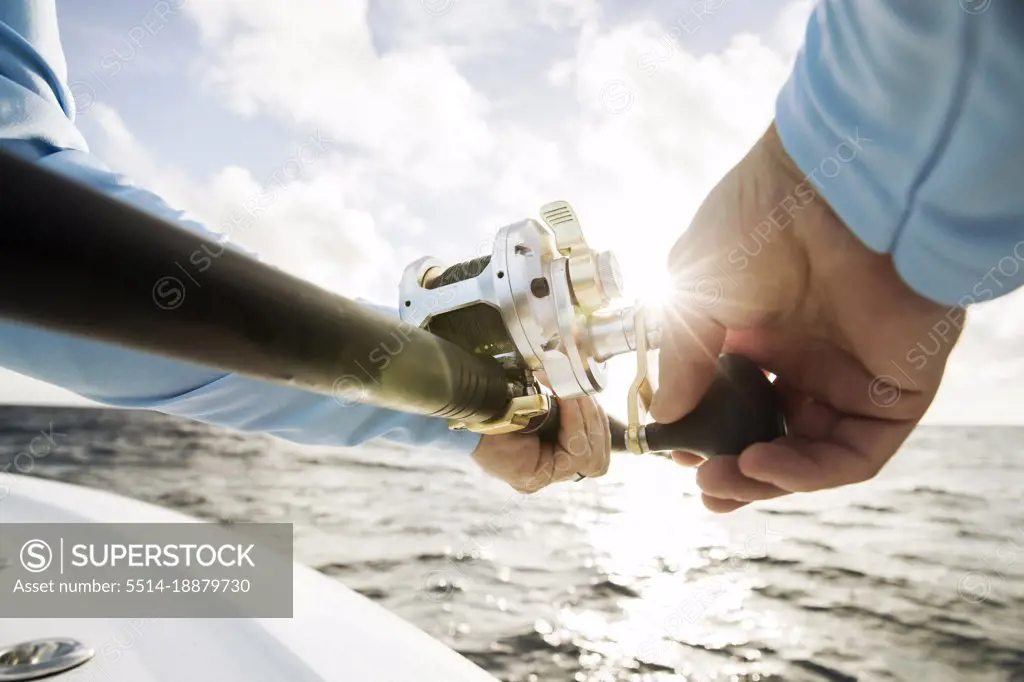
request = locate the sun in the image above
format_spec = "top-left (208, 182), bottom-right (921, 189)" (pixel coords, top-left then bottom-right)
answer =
top-left (623, 261), bottom-right (675, 313)
top-left (590, 256), bottom-right (674, 421)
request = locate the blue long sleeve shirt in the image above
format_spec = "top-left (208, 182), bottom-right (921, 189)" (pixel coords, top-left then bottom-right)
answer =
top-left (0, 1), bottom-right (481, 453)
top-left (0, 1), bottom-right (1021, 449)
top-left (775, 0), bottom-right (1024, 307)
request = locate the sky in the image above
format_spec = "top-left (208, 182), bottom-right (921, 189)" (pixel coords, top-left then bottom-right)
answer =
top-left (3, 0), bottom-right (1023, 424)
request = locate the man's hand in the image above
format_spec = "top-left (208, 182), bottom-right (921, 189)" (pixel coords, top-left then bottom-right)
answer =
top-left (653, 123), bottom-right (965, 513)
top-left (471, 396), bottom-right (611, 493)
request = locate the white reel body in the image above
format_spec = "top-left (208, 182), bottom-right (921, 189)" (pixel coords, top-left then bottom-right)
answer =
top-left (399, 202), bottom-right (642, 401)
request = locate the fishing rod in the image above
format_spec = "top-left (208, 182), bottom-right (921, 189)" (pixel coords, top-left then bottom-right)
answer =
top-left (0, 148), bottom-right (785, 456)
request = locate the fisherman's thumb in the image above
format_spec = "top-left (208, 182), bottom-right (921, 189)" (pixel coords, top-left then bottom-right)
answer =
top-left (648, 191), bottom-right (789, 425)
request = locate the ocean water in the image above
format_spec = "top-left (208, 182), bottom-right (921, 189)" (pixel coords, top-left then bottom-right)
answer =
top-left (1, 405), bottom-right (1022, 682)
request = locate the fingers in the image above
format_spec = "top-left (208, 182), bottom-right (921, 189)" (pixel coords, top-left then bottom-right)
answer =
top-left (702, 494), bottom-right (750, 514)
top-left (738, 416), bottom-right (915, 492)
top-left (671, 453), bottom-right (789, 512)
top-left (695, 457), bottom-right (789, 502)
top-left (687, 413), bottom-right (911, 509)
top-left (491, 397), bottom-right (610, 494)
top-left (670, 384), bottom-right (914, 513)
top-left (600, 400), bottom-right (612, 470)
top-left (724, 329), bottom-right (933, 422)
top-left (671, 451), bottom-right (704, 467)
top-left (542, 399), bottom-right (588, 485)
top-left (559, 396), bottom-right (611, 479)
top-left (650, 308), bottom-right (726, 423)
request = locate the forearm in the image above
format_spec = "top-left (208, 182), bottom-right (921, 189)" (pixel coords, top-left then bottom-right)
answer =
top-left (775, 0), bottom-right (1024, 307)
top-left (0, 318), bottom-right (479, 452)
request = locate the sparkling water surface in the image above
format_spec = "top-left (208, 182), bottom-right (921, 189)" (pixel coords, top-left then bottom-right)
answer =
top-left (2, 406), bottom-right (1022, 682)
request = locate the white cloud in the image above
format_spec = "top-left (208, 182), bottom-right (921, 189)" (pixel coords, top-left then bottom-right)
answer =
top-left (184, 0), bottom-right (493, 191)
top-left (771, 0), bottom-right (816, 57)
top-left (372, 0), bottom-right (601, 56)
top-left (533, 19), bottom-right (798, 299)
top-left (87, 103), bottom-right (399, 301)
top-left (926, 293), bottom-right (1024, 424)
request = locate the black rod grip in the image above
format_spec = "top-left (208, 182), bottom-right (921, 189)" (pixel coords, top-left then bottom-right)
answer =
top-left (522, 402), bottom-right (562, 443)
top-left (527, 355), bottom-right (786, 457)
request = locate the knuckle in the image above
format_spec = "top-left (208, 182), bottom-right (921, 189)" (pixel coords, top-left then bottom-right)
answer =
top-left (590, 441), bottom-right (611, 477)
top-left (564, 432), bottom-right (589, 457)
top-left (517, 479), bottom-right (545, 494)
top-left (552, 451), bottom-right (574, 474)
top-left (583, 457), bottom-right (606, 478)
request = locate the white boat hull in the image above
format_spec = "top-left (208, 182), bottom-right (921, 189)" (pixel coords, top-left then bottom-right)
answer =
top-left (0, 473), bottom-right (498, 682)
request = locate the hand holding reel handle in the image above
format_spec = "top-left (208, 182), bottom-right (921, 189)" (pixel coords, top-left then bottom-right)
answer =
top-left (524, 354), bottom-right (786, 458)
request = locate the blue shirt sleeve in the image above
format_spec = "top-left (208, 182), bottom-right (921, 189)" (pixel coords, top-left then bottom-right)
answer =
top-left (775, 0), bottom-right (1024, 308)
top-left (0, 1), bottom-right (480, 453)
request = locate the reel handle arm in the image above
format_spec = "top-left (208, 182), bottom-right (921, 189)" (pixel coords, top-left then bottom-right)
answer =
top-left (524, 355), bottom-right (787, 457)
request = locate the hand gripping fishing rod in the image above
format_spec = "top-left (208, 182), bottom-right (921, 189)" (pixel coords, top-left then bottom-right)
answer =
top-left (0, 148), bottom-right (784, 456)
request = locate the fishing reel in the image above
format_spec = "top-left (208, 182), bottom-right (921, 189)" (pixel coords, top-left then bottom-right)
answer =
top-left (399, 202), bottom-right (786, 456)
